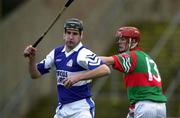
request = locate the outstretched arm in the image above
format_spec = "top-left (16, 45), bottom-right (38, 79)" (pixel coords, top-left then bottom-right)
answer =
top-left (24, 45), bottom-right (41, 79)
top-left (99, 56), bottom-right (115, 65)
top-left (63, 64), bottom-right (111, 87)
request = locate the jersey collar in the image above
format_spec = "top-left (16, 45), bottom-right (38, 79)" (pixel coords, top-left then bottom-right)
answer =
top-left (62, 42), bottom-right (83, 53)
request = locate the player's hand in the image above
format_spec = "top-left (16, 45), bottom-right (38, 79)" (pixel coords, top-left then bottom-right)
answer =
top-left (24, 45), bottom-right (37, 58)
top-left (63, 75), bottom-right (80, 88)
top-left (63, 79), bottom-right (73, 88)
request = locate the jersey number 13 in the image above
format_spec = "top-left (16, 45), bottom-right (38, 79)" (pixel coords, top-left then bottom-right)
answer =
top-left (146, 57), bottom-right (161, 82)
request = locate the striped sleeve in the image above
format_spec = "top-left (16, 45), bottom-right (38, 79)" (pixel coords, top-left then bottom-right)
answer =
top-left (77, 48), bottom-right (104, 70)
top-left (112, 51), bottom-right (137, 73)
top-left (37, 49), bottom-right (55, 75)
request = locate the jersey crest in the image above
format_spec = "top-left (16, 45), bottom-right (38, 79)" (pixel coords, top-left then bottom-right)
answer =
top-left (121, 53), bottom-right (129, 58)
top-left (66, 59), bottom-right (73, 67)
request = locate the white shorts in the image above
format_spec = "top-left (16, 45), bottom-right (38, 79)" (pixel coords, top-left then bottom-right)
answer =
top-left (54, 98), bottom-right (95, 118)
top-left (127, 101), bottom-right (166, 118)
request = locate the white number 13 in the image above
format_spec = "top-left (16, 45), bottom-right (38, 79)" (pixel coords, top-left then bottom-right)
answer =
top-left (146, 57), bottom-right (161, 82)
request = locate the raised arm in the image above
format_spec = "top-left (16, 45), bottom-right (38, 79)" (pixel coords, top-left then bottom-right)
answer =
top-left (24, 45), bottom-right (41, 79)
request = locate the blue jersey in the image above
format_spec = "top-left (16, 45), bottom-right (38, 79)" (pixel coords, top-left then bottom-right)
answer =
top-left (37, 42), bottom-right (103, 104)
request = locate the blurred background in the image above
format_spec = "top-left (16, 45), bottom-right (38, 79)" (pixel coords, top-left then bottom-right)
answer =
top-left (0, 0), bottom-right (180, 118)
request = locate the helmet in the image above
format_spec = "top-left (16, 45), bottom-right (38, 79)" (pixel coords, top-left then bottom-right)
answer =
top-left (64, 18), bottom-right (83, 33)
top-left (115, 26), bottom-right (140, 43)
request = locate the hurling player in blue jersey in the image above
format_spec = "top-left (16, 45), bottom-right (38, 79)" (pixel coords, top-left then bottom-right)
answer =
top-left (24, 18), bottom-right (110, 118)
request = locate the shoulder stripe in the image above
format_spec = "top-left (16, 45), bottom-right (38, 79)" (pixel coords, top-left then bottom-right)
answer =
top-left (112, 55), bottom-right (124, 71)
top-left (87, 54), bottom-right (101, 66)
top-left (122, 56), bottom-right (131, 73)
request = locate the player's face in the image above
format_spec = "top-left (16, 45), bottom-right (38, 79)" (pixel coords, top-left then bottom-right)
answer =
top-left (64, 29), bottom-right (82, 50)
top-left (116, 37), bottom-right (129, 53)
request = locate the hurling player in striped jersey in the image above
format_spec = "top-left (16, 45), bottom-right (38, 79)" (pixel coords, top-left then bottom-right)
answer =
top-left (100, 27), bottom-right (167, 118)
top-left (24, 18), bottom-right (110, 118)
top-left (65, 26), bottom-right (167, 118)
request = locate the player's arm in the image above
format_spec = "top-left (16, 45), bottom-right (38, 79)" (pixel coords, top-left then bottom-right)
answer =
top-left (63, 48), bottom-right (111, 87)
top-left (28, 57), bottom-right (41, 79)
top-left (24, 45), bottom-right (41, 79)
top-left (99, 56), bottom-right (115, 65)
top-left (63, 64), bottom-right (110, 88)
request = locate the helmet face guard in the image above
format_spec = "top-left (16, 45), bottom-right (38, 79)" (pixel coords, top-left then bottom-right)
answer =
top-left (64, 18), bottom-right (83, 34)
top-left (115, 26), bottom-right (141, 52)
top-left (115, 26), bottom-right (140, 44)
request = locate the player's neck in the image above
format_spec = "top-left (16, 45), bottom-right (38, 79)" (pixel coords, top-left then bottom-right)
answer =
top-left (65, 45), bottom-right (76, 53)
top-left (65, 47), bottom-right (73, 53)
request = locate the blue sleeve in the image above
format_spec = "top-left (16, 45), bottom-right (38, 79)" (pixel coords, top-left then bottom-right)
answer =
top-left (86, 53), bottom-right (104, 70)
top-left (77, 48), bottom-right (104, 70)
top-left (37, 60), bottom-right (51, 75)
top-left (37, 49), bottom-right (55, 75)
